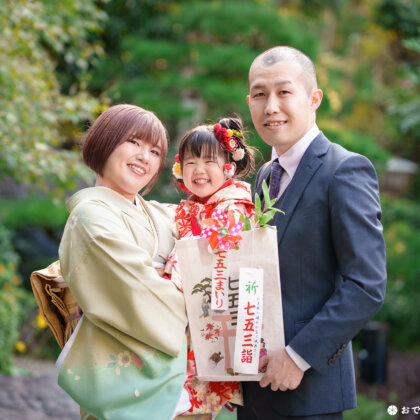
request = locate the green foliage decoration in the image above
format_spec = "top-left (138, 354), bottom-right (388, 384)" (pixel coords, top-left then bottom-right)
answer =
top-left (241, 180), bottom-right (285, 230)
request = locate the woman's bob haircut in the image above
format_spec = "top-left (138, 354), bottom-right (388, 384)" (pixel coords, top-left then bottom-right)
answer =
top-left (83, 104), bottom-right (168, 195)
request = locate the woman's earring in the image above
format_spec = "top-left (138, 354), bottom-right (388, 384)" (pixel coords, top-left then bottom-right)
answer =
top-left (223, 162), bottom-right (236, 178)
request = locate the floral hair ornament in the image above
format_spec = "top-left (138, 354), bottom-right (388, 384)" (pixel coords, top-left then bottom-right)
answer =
top-left (172, 153), bottom-right (182, 180)
top-left (223, 162), bottom-right (236, 178)
top-left (172, 153), bottom-right (191, 193)
top-left (214, 124), bottom-right (244, 161)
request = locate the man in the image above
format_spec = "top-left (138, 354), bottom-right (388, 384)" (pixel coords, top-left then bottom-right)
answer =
top-left (239, 46), bottom-right (386, 419)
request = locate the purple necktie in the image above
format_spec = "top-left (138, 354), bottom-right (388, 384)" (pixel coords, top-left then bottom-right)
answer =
top-left (269, 159), bottom-right (283, 200)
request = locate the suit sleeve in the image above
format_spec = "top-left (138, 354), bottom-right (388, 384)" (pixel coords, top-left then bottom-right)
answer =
top-left (288, 154), bottom-right (386, 372)
top-left (60, 205), bottom-right (187, 358)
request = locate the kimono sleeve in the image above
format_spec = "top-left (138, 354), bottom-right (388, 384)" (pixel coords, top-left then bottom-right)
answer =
top-left (214, 199), bottom-right (256, 227)
top-left (60, 206), bottom-right (188, 357)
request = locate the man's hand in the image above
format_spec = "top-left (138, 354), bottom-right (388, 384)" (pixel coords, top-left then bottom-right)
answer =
top-left (259, 348), bottom-right (304, 391)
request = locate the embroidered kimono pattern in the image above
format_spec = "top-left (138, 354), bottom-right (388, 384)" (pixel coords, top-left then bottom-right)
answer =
top-left (166, 180), bottom-right (256, 415)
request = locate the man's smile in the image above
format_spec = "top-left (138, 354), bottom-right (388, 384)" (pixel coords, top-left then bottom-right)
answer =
top-left (264, 120), bottom-right (287, 128)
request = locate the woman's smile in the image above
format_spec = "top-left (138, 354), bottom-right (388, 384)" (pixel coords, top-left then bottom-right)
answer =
top-left (127, 163), bottom-right (147, 176)
top-left (97, 138), bottom-right (160, 202)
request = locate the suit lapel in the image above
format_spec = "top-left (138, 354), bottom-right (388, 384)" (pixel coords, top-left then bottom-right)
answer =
top-left (255, 161), bottom-right (271, 201)
top-left (273, 133), bottom-right (330, 245)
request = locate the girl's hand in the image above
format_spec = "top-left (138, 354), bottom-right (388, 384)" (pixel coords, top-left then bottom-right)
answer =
top-left (154, 267), bottom-right (165, 277)
top-left (224, 402), bottom-right (237, 412)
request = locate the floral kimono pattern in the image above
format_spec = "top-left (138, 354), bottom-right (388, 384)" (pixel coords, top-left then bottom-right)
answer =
top-left (166, 180), bottom-right (256, 415)
top-left (166, 179), bottom-right (256, 290)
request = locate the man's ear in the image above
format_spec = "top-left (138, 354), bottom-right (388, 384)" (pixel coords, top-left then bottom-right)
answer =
top-left (311, 89), bottom-right (323, 111)
top-left (246, 95), bottom-right (250, 105)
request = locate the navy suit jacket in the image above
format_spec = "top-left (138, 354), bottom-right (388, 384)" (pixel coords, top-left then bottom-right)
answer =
top-left (242, 132), bottom-right (386, 417)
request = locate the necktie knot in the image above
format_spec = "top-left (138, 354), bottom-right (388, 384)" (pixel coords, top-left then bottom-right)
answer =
top-left (269, 159), bottom-right (283, 200)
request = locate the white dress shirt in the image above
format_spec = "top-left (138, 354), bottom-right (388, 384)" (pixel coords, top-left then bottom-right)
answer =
top-left (271, 123), bottom-right (320, 198)
top-left (271, 123), bottom-right (320, 372)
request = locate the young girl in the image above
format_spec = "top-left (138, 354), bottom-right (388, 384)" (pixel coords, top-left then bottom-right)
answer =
top-left (166, 117), bottom-right (256, 418)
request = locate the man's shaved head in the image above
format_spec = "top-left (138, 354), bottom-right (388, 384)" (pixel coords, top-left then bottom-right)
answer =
top-left (249, 46), bottom-right (317, 93)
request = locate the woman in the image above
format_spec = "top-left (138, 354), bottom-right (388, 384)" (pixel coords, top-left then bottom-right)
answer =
top-left (57, 104), bottom-right (189, 420)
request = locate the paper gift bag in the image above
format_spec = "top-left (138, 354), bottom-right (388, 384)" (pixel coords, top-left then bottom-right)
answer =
top-left (175, 227), bottom-right (285, 381)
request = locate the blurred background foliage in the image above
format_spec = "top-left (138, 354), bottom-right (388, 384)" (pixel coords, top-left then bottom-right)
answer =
top-left (0, 0), bottom-right (419, 405)
top-left (0, 0), bottom-right (106, 196)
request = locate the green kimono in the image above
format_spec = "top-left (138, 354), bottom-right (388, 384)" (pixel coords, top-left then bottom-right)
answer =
top-left (58, 187), bottom-right (188, 420)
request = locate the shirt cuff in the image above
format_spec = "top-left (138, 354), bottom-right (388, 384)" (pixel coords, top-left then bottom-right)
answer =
top-left (286, 345), bottom-right (311, 372)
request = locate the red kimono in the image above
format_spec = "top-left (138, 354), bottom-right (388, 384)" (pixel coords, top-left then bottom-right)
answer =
top-left (166, 180), bottom-right (256, 416)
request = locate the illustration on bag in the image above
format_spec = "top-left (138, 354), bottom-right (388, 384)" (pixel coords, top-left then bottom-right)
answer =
top-left (177, 181), bottom-right (286, 380)
top-left (191, 273), bottom-right (266, 376)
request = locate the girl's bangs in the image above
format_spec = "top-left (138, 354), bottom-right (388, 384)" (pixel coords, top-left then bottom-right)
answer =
top-left (181, 130), bottom-right (220, 160)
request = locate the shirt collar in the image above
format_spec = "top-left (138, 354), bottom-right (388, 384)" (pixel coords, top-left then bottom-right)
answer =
top-left (271, 124), bottom-right (320, 179)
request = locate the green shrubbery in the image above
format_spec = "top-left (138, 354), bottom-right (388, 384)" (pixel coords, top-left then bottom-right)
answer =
top-left (0, 200), bottom-right (60, 374)
top-left (0, 0), bottom-right (101, 197)
top-left (319, 123), bottom-right (391, 175)
top-left (0, 197), bottom-right (68, 230)
top-left (343, 396), bottom-right (388, 420)
top-left (374, 196), bottom-right (420, 349)
top-left (0, 290), bottom-right (20, 375)
top-left (0, 224), bottom-right (33, 374)
top-left (0, 196), bottom-right (68, 287)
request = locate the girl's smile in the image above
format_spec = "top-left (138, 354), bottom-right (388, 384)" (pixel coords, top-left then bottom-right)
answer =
top-left (182, 153), bottom-right (228, 198)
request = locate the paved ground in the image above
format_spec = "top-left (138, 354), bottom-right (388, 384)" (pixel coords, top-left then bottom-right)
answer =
top-left (3, 352), bottom-right (419, 420)
top-left (0, 357), bottom-right (80, 420)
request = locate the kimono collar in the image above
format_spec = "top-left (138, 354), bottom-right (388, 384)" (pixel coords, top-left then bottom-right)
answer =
top-left (66, 186), bottom-right (163, 228)
top-left (67, 186), bottom-right (142, 216)
top-left (187, 179), bottom-right (254, 206)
